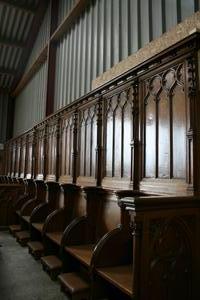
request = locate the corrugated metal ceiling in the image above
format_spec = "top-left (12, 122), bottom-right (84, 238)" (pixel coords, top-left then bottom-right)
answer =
top-left (0, 0), bottom-right (40, 89)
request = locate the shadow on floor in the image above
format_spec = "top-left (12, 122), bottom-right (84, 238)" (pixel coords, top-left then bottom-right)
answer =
top-left (0, 230), bottom-right (69, 300)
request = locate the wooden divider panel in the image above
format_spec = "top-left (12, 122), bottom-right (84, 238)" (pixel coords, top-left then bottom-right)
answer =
top-left (35, 124), bottom-right (46, 180)
top-left (20, 135), bottom-right (27, 178)
top-left (7, 141), bottom-right (13, 176)
top-left (15, 138), bottom-right (21, 177)
top-left (102, 83), bottom-right (136, 189)
top-left (11, 140), bottom-right (16, 177)
top-left (26, 131), bottom-right (35, 179)
top-left (46, 119), bottom-right (59, 181)
top-left (140, 62), bottom-right (188, 194)
top-left (77, 100), bottom-right (98, 186)
top-left (59, 112), bottom-right (74, 183)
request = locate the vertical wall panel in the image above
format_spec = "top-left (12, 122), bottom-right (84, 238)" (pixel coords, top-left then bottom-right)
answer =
top-left (129, 0), bottom-right (139, 54)
top-left (54, 0), bottom-right (196, 112)
top-left (165, 0), bottom-right (178, 31)
top-left (13, 62), bottom-right (48, 137)
top-left (152, 0), bottom-right (163, 39)
top-left (181, 0), bottom-right (195, 20)
top-left (25, 3), bottom-right (51, 71)
top-left (120, 0), bottom-right (129, 60)
top-left (140, 0), bottom-right (151, 47)
top-left (58, 0), bottom-right (75, 25)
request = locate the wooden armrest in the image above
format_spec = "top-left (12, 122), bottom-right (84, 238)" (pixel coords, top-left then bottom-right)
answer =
top-left (115, 190), bottom-right (148, 199)
top-left (30, 203), bottom-right (50, 223)
top-left (91, 227), bottom-right (132, 269)
top-left (62, 216), bottom-right (93, 246)
top-left (20, 198), bottom-right (40, 216)
top-left (14, 195), bottom-right (32, 210)
top-left (43, 208), bottom-right (68, 233)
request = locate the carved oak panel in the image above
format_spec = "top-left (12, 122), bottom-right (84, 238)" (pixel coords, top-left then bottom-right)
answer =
top-left (46, 120), bottom-right (59, 181)
top-left (142, 64), bottom-right (186, 181)
top-left (20, 135), bottom-right (27, 178)
top-left (35, 125), bottom-right (46, 180)
top-left (59, 113), bottom-right (74, 183)
top-left (102, 85), bottom-right (135, 189)
top-left (77, 102), bottom-right (97, 186)
top-left (26, 131), bottom-right (35, 179)
top-left (148, 217), bottom-right (193, 300)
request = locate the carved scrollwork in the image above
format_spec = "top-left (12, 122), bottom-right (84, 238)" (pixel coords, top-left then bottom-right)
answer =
top-left (148, 217), bottom-right (192, 300)
top-left (187, 56), bottom-right (197, 98)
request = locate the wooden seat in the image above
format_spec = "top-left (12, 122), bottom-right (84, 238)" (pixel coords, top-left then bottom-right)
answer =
top-left (32, 222), bottom-right (44, 232)
top-left (46, 232), bottom-right (63, 246)
top-left (58, 272), bottom-right (90, 300)
top-left (41, 255), bottom-right (62, 280)
top-left (27, 241), bottom-right (44, 259)
top-left (97, 265), bottom-right (132, 297)
top-left (22, 215), bottom-right (30, 223)
top-left (15, 230), bottom-right (30, 246)
top-left (29, 181), bottom-right (60, 242)
top-left (42, 184), bottom-right (86, 256)
top-left (65, 244), bottom-right (94, 267)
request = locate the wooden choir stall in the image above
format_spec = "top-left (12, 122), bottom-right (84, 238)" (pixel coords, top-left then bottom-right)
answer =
top-left (1, 32), bottom-right (200, 300)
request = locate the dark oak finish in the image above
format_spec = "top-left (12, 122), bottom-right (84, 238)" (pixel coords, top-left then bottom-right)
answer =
top-left (2, 32), bottom-right (200, 300)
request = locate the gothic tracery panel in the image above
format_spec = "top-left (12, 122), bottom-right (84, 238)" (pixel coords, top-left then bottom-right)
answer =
top-left (143, 64), bottom-right (186, 181)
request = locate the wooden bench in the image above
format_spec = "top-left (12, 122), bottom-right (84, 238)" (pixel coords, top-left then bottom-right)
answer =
top-left (58, 188), bottom-right (143, 299)
top-left (15, 180), bottom-right (46, 245)
top-left (9, 179), bottom-right (36, 235)
top-left (41, 184), bottom-right (86, 279)
top-left (89, 195), bottom-right (200, 300)
top-left (0, 183), bottom-right (24, 227)
top-left (27, 181), bottom-right (61, 258)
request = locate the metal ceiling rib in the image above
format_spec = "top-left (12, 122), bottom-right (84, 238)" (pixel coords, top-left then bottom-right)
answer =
top-left (0, 0), bottom-right (39, 89)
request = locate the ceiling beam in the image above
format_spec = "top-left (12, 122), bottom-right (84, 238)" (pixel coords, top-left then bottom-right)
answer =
top-left (12, 45), bottom-right (48, 97)
top-left (0, 37), bottom-right (25, 48)
top-left (0, 0), bottom-right (37, 14)
top-left (0, 67), bottom-right (16, 76)
top-left (51, 0), bottom-right (90, 42)
top-left (11, 0), bottom-right (49, 91)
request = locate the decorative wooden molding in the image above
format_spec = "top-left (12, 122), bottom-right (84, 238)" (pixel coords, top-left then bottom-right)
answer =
top-left (12, 46), bottom-right (48, 97)
top-left (5, 33), bottom-right (200, 197)
top-left (92, 11), bottom-right (200, 90)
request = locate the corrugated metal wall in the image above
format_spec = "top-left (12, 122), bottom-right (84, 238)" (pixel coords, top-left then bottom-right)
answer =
top-left (54, 0), bottom-right (199, 111)
top-left (0, 92), bottom-right (8, 142)
top-left (12, 0), bottom-right (199, 134)
top-left (25, 2), bottom-right (51, 71)
top-left (13, 61), bottom-right (48, 137)
top-left (58, 0), bottom-right (75, 25)
top-left (13, 3), bottom-right (51, 138)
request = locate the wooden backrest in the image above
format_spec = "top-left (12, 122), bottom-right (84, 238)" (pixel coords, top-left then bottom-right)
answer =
top-left (26, 179), bottom-right (36, 198)
top-left (46, 181), bottom-right (61, 209)
top-left (35, 180), bottom-right (47, 203)
top-left (84, 187), bottom-right (129, 242)
top-left (61, 184), bottom-right (86, 222)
